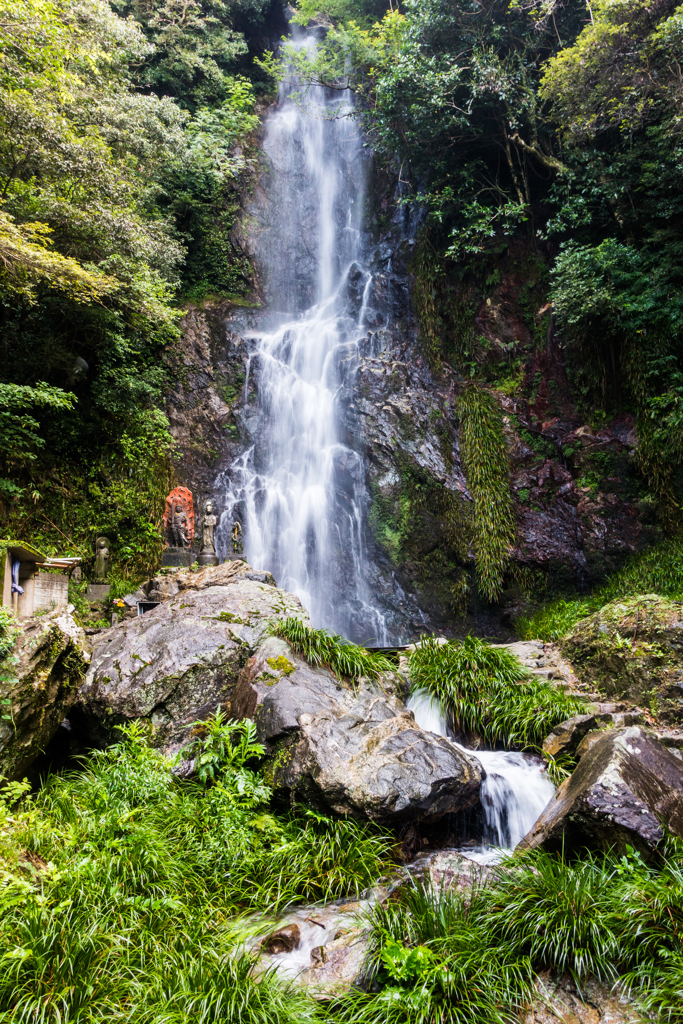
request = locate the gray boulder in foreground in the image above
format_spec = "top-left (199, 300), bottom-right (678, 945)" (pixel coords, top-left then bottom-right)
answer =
top-left (236, 636), bottom-right (481, 824)
top-left (519, 726), bottom-right (683, 855)
top-left (80, 560), bottom-right (481, 823)
top-left (79, 570), bottom-right (306, 752)
top-left (1, 609), bottom-right (89, 779)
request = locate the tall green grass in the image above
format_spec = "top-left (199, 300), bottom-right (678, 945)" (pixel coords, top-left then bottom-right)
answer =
top-left (332, 842), bottom-right (683, 1024)
top-left (271, 618), bottom-right (394, 686)
top-left (517, 533), bottom-right (683, 641)
top-left (409, 635), bottom-right (585, 748)
top-left (0, 723), bottom-right (392, 1022)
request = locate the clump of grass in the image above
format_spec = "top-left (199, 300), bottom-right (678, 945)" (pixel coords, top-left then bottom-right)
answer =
top-left (457, 383), bottom-right (516, 603)
top-left (409, 635), bottom-right (585, 749)
top-left (516, 597), bottom-right (594, 642)
top-left (270, 617), bottom-right (394, 686)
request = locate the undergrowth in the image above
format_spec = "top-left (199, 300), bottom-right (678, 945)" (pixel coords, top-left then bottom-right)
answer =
top-left (516, 533), bottom-right (683, 641)
top-left (338, 842), bottom-right (683, 1024)
top-left (270, 618), bottom-right (394, 686)
top-left (409, 635), bottom-right (585, 748)
top-left (0, 720), bottom-right (392, 1022)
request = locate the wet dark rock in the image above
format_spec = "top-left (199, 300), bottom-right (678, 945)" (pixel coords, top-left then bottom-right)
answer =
top-left (0, 609), bottom-right (89, 779)
top-left (238, 636), bottom-right (481, 824)
top-left (287, 694), bottom-right (481, 824)
top-left (519, 726), bottom-right (683, 855)
top-left (543, 712), bottom-right (618, 758)
top-left (561, 595), bottom-right (683, 724)
top-left (260, 924), bottom-right (301, 954)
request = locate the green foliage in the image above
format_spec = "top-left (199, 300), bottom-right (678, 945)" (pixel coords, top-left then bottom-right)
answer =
top-left (456, 383), bottom-right (515, 602)
top-left (517, 533), bottom-right (683, 640)
top-left (186, 713), bottom-right (265, 786)
top-left (343, 842), bottom-right (683, 1024)
top-left (270, 617), bottom-right (395, 685)
top-left (516, 598), bottom-right (592, 642)
top-left (0, 606), bottom-right (19, 661)
top-left (0, 0), bottom-right (266, 556)
top-left (0, 721), bottom-right (392, 1020)
top-left (409, 635), bottom-right (585, 748)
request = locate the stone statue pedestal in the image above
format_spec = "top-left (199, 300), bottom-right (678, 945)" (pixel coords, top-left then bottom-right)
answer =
top-left (161, 547), bottom-right (194, 569)
top-left (196, 551), bottom-right (219, 567)
top-left (87, 583), bottom-right (111, 601)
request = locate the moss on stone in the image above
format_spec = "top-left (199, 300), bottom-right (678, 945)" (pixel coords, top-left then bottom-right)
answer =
top-left (561, 594), bottom-right (683, 722)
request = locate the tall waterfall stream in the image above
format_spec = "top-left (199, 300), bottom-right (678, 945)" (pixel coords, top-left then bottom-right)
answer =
top-left (219, 30), bottom-right (387, 644)
top-left (222, 31), bottom-right (555, 978)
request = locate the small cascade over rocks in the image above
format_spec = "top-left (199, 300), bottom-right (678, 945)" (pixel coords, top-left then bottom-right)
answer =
top-left (406, 689), bottom-right (555, 853)
top-left (217, 29), bottom-right (387, 643)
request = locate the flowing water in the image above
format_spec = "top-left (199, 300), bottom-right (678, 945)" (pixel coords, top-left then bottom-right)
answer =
top-left (221, 30), bottom-right (555, 982)
top-left (217, 30), bottom-right (387, 643)
top-left (406, 689), bottom-right (556, 850)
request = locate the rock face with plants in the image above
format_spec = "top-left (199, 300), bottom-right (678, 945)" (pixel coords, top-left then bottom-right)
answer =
top-left (0, 607), bottom-right (89, 779)
top-left (78, 562), bottom-right (306, 753)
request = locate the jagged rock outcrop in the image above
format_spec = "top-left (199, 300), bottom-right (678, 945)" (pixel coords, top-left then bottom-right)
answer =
top-left (519, 726), bottom-right (683, 855)
top-left (0, 608), bottom-right (89, 779)
top-left (561, 595), bottom-right (683, 724)
top-left (236, 634), bottom-right (481, 824)
top-left (78, 565), bottom-right (306, 752)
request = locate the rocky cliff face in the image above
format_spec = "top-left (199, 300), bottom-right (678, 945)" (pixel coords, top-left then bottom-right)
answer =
top-left (167, 145), bottom-right (655, 641)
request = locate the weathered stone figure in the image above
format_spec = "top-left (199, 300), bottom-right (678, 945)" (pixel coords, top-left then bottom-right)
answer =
top-left (231, 520), bottom-right (243, 554)
top-left (170, 503), bottom-right (189, 549)
top-left (94, 537), bottom-right (110, 581)
top-left (197, 500), bottom-right (219, 566)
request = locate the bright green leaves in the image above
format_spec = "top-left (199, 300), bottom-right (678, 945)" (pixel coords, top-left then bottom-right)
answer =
top-left (185, 713), bottom-right (265, 787)
top-left (409, 634), bottom-right (585, 748)
top-left (270, 617), bottom-right (394, 685)
top-left (540, 0), bottom-right (683, 139)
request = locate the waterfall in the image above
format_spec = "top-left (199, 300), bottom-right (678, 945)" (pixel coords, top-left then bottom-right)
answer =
top-left (218, 29), bottom-right (387, 644)
top-left (406, 689), bottom-right (555, 851)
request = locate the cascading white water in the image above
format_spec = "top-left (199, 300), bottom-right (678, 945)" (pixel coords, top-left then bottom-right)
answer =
top-left (218, 30), bottom-right (387, 643)
top-left (406, 689), bottom-right (555, 852)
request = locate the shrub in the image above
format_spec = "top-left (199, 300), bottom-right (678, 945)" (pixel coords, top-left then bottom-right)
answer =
top-left (270, 618), bottom-right (394, 686)
top-left (409, 635), bottom-right (584, 748)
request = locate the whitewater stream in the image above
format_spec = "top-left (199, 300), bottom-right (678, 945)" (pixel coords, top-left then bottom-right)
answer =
top-left (218, 29), bottom-right (387, 643)
top-left (219, 29), bottom-right (556, 982)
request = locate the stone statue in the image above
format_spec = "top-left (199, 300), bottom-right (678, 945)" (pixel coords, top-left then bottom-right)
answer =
top-left (231, 520), bottom-right (243, 555)
top-left (94, 536), bottom-right (110, 581)
top-left (170, 502), bottom-right (189, 549)
top-left (197, 500), bottom-right (219, 566)
top-left (161, 486), bottom-right (195, 568)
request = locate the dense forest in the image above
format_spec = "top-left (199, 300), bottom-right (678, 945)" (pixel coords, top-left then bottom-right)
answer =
top-left (3, 0), bottom-right (683, 609)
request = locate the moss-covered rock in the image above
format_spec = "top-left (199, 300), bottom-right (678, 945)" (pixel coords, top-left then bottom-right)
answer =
top-left (561, 594), bottom-right (683, 723)
top-left (0, 609), bottom-right (90, 779)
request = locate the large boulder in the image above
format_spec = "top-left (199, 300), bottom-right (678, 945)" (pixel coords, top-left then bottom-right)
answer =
top-left (519, 726), bottom-right (683, 855)
top-left (561, 595), bottom-right (683, 724)
top-left (78, 573), bottom-right (306, 752)
top-left (236, 636), bottom-right (481, 824)
top-left (0, 608), bottom-right (89, 779)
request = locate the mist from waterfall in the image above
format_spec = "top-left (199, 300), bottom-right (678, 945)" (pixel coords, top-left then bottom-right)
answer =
top-left (218, 30), bottom-right (387, 643)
